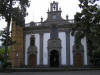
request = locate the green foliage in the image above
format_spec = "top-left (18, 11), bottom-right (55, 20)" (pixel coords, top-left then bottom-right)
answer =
top-left (0, 31), bottom-right (1, 36)
top-left (0, 48), bottom-right (4, 55)
top-left (0, 30), bottom-right (3, 36)
top-left (72, 0), bottom-right (100, 64)
top-left (0, 47), bottom-right (11, 68)
top-left (0, 29), bottom-right (16, 46)
top-left (0, 0), bottom-right (30, 26)
top-left (0, 47), bottom-right (11, 55)
top-left (0, 47), bottom-right (10, 63)
top-left (12, 8), bottom-right (26, 26)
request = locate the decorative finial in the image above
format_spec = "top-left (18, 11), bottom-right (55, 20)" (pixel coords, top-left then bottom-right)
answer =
top-left (48, 8), bottom-right (49, 12)
top-left (53, 1), bottom-right (55, 3)
top-left (66, 15), bottom-right (69, 21)
top-left (59, 7), bottom-right (61, 11)
top-left (41, 16), bottom-right (43, 22)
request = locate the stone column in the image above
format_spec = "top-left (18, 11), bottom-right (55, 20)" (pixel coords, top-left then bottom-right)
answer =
top-left (40, 33), bottom-right (43, 66)
top-left (66, 31), bottom-right (70, 65)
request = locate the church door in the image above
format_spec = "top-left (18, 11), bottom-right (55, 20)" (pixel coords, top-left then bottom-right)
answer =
top-left (74, 53), bottom-right (83, 67)
top-left (50, 50), bottom-right (59, 67)
top-left (28, 54), bottom-right (36, 67)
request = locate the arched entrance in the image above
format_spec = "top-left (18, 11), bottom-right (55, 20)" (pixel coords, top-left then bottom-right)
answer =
top-left (50, 50), bottom-right (59, 67)
top-left (74, 53), bottom-right (83, 67)
top-left (28, 54), bottom-right (36, 67)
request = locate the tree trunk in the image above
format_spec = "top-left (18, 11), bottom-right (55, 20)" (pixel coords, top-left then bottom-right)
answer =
top-left (4, 0), bottom-right (12, 69)
top-left (4, 17), bottom-right (11, 68)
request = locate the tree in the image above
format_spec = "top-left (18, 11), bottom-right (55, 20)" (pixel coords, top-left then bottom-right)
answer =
top-left (0, 47), bottom-right (4, 62)
top-left (0, 46), bottom-right (11, 68)
top-left (72, 0), bottom-right (100, 64)
top-left (0, 28), bottom-right (15, 46)
top-left (0, 31), bottom-right (2, 36)
top-left (0, 47), bottom-right (10, 60)
top-left (0, 0), bottom-right (30, 68)
top-left (0, 28), bottom-right (16, 68)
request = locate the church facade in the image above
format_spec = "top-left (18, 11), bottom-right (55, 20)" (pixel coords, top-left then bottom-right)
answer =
top-left (10, 1), bottom-right (88, 67)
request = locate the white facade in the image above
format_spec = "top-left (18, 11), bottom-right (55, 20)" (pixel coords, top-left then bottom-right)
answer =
top-left (70, 32), bottom-right (74, 65)
top-left (24, 31), bottom-right (88, 66)
top-left (25, 34), bottom-right (31, 65)
top-left (35, 34), bottom-right (40, 65)
top-left (58, 32), bottom-right (66, 65)
top-left (81, 37), bottom-right (88, 65)
top-left (43, 33), bottom-right (50, 65)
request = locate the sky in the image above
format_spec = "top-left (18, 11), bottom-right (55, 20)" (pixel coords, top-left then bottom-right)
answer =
top-left (0, 0), bottom-right (80, 30)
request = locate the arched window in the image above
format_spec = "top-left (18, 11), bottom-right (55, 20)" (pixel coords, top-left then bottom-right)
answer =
top-left (30, 35), bottom-right (35, 46)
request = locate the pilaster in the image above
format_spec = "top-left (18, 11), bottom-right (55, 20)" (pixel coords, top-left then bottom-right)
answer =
top-left (40, 33), bottom-right (43, 66)
top-left (66, 31), bottom-right (70, 65)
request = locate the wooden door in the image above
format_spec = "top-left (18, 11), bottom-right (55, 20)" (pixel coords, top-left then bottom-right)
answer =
top-left (28, 54), bottom-right (36, 67)
top-left (74, 53), bottom-right (83, 67)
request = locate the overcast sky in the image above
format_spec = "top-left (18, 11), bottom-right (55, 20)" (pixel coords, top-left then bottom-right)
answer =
top-left (0, 0), bottom-right (80, 31)
top-left (25, 0), bottom-right (80, 23)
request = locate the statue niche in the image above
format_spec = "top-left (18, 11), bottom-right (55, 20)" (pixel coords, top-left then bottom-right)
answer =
top-left (28, 35), bottom-right (37, 67)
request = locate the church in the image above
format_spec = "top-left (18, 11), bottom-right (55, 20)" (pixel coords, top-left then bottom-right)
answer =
top-left (10, 1), bottom-right (88, 67)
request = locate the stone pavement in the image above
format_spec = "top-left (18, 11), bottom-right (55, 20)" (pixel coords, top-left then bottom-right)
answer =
top-left (0, 70), bottom-right (100, 75)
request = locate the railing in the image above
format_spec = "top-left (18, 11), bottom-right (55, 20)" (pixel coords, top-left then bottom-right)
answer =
top-left (25, 19), bottom-right (75, 27)
top-left (67, 19), bottom-right (74, 23)
top-left (25, 22), bottom-right (42, 27)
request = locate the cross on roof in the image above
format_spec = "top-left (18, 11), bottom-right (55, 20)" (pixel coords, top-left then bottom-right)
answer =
top-left (53, 5), bottom-right (56, 11)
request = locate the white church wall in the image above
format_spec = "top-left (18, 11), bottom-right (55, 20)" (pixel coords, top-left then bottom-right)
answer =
top-left (25, 34), bottom-right (31, 65)
top-left (43, 33), bottom-right (50, 65)
top-left (25, 34), bottom-right (40, 65)
top-left (81, 37), bottom-right (88, 65)
top-left (70, 32), bottom-right (74, 65)
top-left (70, 32), bottom-right (88, 65)
top-left (24, 33), bottom-right (87, 66)
top-left (59, 32), bottom-right (66, 65)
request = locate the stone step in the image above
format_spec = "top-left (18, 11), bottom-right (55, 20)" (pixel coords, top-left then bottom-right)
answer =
top-left (8, 67), bottom-right (100, 72)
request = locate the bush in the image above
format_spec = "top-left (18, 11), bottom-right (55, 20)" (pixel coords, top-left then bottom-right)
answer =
top-left (2, 61), bottom-right (11, 69)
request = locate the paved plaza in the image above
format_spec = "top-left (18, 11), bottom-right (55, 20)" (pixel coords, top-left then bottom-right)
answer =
top-left (0, 70), bottom-right (100, 75)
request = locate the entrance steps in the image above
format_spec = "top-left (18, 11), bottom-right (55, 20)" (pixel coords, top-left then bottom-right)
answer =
top-left (8, 67), bottom-right (100, 72)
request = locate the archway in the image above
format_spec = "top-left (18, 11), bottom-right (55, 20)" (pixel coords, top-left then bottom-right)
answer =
top-left (50, 50), bottom-right (59, 67)
top-left (28, 54), bottom-right (36, 67)
top-left (74, 53), bottom-right (83, 67)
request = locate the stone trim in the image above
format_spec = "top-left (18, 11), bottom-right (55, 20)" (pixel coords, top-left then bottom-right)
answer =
top-left (48, 38), bottom-right (61, 67)
top-left (66, 31), bottom-right (70, 65)
top-left (24, 24), bottom-right (73, 34)
top-left (39, 33), bottom-right (43, 66)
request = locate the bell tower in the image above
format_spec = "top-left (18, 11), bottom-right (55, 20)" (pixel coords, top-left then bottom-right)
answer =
top-left (9, 21), bottom-right (24, 67)
top-left (45, 1), bottom-right (63, 22)
top-left (50, 1), bottom-right (58, 11)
